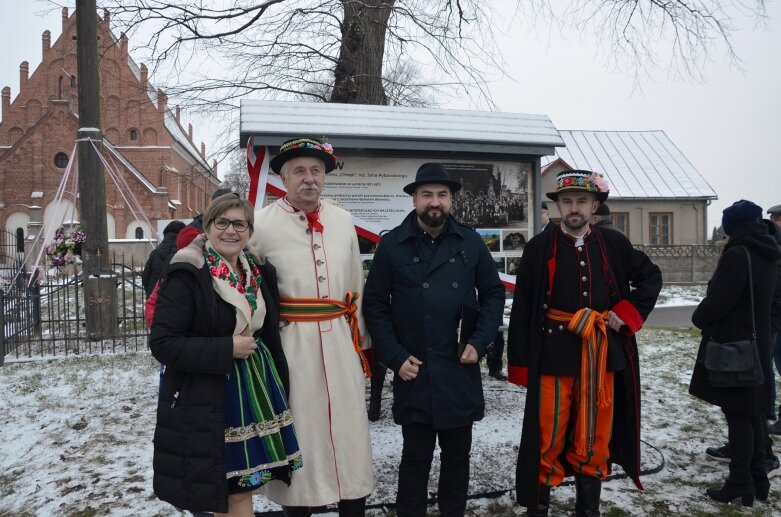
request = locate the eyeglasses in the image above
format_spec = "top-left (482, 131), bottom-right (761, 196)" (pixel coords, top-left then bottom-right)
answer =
top-left (212, 217), bottom-right (251, 232)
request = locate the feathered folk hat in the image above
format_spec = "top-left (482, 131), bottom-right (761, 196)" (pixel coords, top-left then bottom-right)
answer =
top-left (270, 137), bottom-right (337, 174)
top-left (547, 170), bottom-right (609, 202)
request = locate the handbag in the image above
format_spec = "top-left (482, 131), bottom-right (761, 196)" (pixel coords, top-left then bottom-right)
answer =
top-left (703, 246), bottom-right (764, 388)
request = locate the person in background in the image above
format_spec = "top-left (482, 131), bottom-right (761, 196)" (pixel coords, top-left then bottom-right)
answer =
top-left (363, 163), bottom-right (505, 517)
top-left (507, 170), bottom-right (662, 516)
top-left (487, 330), bottom-right (508, 381)
top-left (768, 204), bottom-right (781, 435)
top-left (141, 220), bottom-right (185, 298)
top-left (250, 138), bottom-right (373, 516)
top-left (689, 200), bottom-right (780, 507)
top-left (540, 202), bottom-right (554, 232)
top-left (590, 203), bottom-right (621, 233)
top-left (188, 187), bottom-right (240, 231)
top-left (149, 194), bottom-right (300, 516)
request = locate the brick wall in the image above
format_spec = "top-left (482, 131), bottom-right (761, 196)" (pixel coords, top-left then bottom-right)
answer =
top-left (0, 7), bottom-right (219, 239)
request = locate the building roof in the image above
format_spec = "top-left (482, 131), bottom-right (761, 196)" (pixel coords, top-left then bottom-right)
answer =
top-left (240, 100), bottom-right (564, 156)
top-left (542, 130), bottom-right (717, 199)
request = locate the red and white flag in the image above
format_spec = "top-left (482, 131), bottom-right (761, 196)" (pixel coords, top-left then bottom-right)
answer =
top-left (246, 136), bottom-right (270, 208)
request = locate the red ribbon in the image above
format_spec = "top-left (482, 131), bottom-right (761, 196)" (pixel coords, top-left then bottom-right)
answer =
top-left (305, 211), bottom-right (324, 233)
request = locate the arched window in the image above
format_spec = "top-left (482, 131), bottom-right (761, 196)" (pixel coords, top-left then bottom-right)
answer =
top-left (15, 228), bottom-right (25, 252)
top-left (135, 227), bottom-right (144, 239)
top-left (54, 152), bottom-right (69, 169)
top-left (129, 129), bottom-right (138, 141)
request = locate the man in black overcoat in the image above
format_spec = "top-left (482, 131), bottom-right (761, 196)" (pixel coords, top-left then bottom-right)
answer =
top-left (363, 163), bottom-right (505, 517)
top-left (507, 170), bottom-right (662, 516)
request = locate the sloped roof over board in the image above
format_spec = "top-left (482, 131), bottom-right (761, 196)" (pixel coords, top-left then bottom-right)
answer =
top-left (240, 100), bottom-right (564, 156)
top-left (542, 130), bottom-right (717, 199)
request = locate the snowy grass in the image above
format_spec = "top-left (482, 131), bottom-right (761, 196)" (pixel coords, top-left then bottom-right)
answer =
top-left (3, 327), bottom-right (780, 515)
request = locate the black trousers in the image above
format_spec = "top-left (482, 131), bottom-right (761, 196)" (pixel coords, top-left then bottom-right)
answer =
top-left (486, 331), bottom-right (505, 373)
top-left (723, 409), bottom-right (767, 485)
top-left (396, 423), bottom-right (472, 517)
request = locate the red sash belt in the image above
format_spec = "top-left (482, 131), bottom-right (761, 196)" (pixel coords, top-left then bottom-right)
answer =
top-left (545, 307), bottom-right (612, 455)
top-left (279, 291), bottom-right (371, 378)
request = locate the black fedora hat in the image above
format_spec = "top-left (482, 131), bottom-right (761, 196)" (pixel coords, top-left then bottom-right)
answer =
top-left (546, 170), bottom-right (609, 202)
top-left (403, 163), bottom-right (462, 195)
top-left (269, 137), bottom-right (337, 174)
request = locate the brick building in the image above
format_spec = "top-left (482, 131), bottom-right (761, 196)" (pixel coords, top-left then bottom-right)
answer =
top-left (0, 7), bottom-right (218, 244)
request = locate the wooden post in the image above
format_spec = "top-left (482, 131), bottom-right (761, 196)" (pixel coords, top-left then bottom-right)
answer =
top-left (76, 0), bottom-right (117, 339)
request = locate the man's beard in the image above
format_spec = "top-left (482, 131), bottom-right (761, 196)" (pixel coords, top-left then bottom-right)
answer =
top-left (418, 208), bottom-right (447, 227)
top-left (563, 213), bottom-right (588, 231)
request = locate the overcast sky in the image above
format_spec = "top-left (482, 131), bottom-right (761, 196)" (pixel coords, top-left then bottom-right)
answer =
top-left (2, 1), bottom-right (778, 231)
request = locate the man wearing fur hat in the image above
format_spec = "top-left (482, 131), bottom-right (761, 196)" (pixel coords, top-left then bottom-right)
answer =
top-left (507, 170), bottom-right (662, 516)
top-left (249, 138), bottom-right (373, 516)
top-left (363, 163), bottom-right (505, 516)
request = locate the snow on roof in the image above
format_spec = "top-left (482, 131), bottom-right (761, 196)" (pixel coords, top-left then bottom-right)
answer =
top-left (240, 100), bottom-right (564, 156)
top-left (541, 130), bottom-right (717, 199)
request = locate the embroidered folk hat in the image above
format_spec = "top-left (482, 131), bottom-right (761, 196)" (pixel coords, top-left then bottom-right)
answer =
top-left (722, 199), bottom-right (763, 235)
top-left (546, 170), bottom-right (609, 202)
top-left (269, 137), bottom-right (337, 174)
top-left (403, 163), bottom-right (462, 195)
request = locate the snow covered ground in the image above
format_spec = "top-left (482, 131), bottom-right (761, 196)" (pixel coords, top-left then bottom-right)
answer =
top-left (6, 284), bottom-right (776, 516)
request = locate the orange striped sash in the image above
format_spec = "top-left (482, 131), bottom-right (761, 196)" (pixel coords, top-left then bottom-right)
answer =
top-left (545, 307), bottom-right (612, 455)
top-left (279, 292), bottom-right (371, 378)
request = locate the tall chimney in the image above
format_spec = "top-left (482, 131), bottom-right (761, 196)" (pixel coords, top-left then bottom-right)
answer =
top-left (188, 123), bottom-right (193, 141)
top-left (103, 9), bottom-right (110, 26)
top-left (140, 64), bottom-right (148, 89)
top-left (62, 7), bottom-right (69, 32)
top-left (20, 62), bottom-right (29, 90)
top-left (175, 105), bottom-right (181, 123)
top-left (2, 87), bottom-right (10, 122)
top-left (42, 30), bottom-right (51, 56)
top-left (157, 88), bottom-right (167, 113)
top-left (212, 159), bottom-right (218, 175)
top-left (200, 142), bottom-right (206, 158)
top-left (120, 33), bottom-right (128, 57)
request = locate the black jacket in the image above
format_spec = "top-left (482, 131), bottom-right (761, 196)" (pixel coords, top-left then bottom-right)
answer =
top-left (689, 221), bottom-right (781, 415)
top-left (148, 239), bottom-right (285, 513)
top-left (141, 230), bottom-right (180, 298)
top-left (507, 224), bottom-right (662, 508)
top-left (363, 211), bottom-right (505, 430)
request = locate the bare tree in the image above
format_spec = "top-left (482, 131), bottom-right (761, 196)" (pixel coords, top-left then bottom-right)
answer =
top-left (95, 0), bottom-right (764, 111)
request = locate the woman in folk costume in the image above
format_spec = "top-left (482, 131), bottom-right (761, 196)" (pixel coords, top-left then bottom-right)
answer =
top-left (250, 138), bottom-right (373, 516)
top-left (150, 194), bottom-right (301, 516)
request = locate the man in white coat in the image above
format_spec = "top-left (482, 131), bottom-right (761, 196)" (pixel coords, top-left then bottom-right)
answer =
top-left (250, 138), bottom-right (373, 516)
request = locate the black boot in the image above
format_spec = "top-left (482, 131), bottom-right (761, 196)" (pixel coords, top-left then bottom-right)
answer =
top-left (337, 497), bottom-right (366, 517)
top-left (705, 481), bottom-right (754, 507)
top-left (524, 484), bottom-right (550, 516)
top-left (574, 475), bottom-right (601, 517)
top-left (282, 506), bottom-right (312, 517)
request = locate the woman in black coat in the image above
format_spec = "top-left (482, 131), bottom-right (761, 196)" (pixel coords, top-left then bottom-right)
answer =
top-left (150, 195), bottom-right (300, 515)
top-left (689, 200), bottom-right (781, 507)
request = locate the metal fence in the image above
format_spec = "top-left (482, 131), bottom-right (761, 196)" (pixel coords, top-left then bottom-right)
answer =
top-left (1, 254), bottom-right (148, 365)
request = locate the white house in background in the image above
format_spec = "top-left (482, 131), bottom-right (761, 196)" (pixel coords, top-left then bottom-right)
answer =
top-left (541, 130), bottom-right (717, 245)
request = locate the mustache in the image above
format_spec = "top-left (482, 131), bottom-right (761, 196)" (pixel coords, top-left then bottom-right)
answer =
top-left (298, 184), bottom-right (321, 193)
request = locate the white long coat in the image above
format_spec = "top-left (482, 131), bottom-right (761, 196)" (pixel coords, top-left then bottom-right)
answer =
top-left (251, 199), bottom-right (374, 506)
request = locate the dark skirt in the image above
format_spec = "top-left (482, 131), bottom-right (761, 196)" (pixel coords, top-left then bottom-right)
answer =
top-left (224, 338), bottom-right (302, 493)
